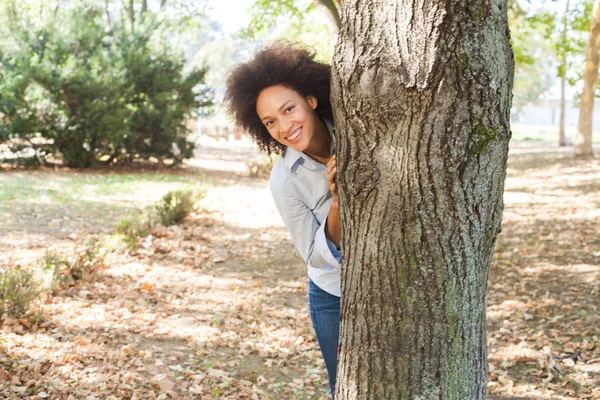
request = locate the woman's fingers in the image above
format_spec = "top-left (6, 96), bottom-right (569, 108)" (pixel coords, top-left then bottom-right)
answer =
top-left (328, 156), bottom-right (338, 200)
top-left (327, 155), bottom-right (336, 173)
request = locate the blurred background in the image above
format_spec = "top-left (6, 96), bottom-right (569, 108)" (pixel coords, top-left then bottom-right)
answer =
top-left (1, 2), bottom-right (599, 399)
top-left (2, 0), bottom-right (599, 168)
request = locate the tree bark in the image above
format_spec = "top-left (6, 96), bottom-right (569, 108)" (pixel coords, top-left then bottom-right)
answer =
top-left (142, 0), bottom-right (148, 14)
top-left (331, 1), bottom-right (514, 398)
top-left (576, 0), bottom-right (600, 157)
top-left (559, 0), bottom-right (570, 147)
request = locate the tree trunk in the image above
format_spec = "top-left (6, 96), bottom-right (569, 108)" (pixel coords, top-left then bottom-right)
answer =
top-left (559, 0), bottom-right (570, 147)
top-left (105, 0), bottom-right (112, 27)
top-left (128, 0), bottom-right (135, 30)
top-left (331, 1), bottom-right (514, 398)
top-left (559, 76), bottom-right (567, 146)
top-left (576, 0), bottom-right (600, 157)
top-left (142, 0), bottom-right (148, 14)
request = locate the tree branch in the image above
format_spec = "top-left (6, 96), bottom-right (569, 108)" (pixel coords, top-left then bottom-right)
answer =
top-left (313, 0), bottom-right (340, 31)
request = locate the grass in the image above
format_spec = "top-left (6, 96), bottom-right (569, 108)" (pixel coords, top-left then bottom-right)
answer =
top-left (0, 170), bottom-right (209, 232)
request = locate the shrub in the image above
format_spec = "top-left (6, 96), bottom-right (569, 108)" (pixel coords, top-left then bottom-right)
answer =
top-left (42, 241), bottom-right (106, 290)
top-left (0, 5), bottom-right (213, 167)
top-left (246, 155), bottom-right (277, 178)
top-left (155, 189), bottom-right (203, 225)
top-left (0, 267), bottom-right (42, 317)
top-left (115, 209), bottom-right (155, 250)
top-left (114, 189), bottom-right (203, 249)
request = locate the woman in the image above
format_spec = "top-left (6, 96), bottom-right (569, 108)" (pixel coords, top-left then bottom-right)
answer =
top-left (225, 42), bottom-right (341, 397)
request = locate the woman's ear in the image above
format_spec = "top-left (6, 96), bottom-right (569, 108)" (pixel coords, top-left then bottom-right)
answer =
top-left (306, 95), bottom-right (318, 110)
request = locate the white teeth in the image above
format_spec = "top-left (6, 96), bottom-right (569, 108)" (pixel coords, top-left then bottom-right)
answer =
top-left (288, 128), bottom-right (301, 141)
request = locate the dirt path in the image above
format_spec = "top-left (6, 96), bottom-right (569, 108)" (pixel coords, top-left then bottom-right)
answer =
top-left (0, 139), bottom-right (599, 399)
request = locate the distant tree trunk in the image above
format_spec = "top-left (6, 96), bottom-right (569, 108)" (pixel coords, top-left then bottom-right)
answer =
top-left (314, 0), bottom-right (341, 33)
top-left (576, 0), bottom-right (600, 157)
top-left (559, 0), bottom-right (570, 147)
top-left (160, 0), bottom-right (167, 11)
top-left (105, 0), bottom-right (112, 27)
top-left (331, 0), bottom-right (514, 398)
top-left (559, 75), bottom-right (567, 145)
top-left (128, 0), bottom-right (135, 30)
top-left (142, 0), bottom-right (148, 14)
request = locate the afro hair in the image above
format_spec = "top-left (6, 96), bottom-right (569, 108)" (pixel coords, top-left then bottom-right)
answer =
top-left (224, 41), bottom-right (333, 154)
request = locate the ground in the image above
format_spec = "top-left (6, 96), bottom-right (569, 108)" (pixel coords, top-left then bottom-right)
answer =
top-left (0, 137), bottom-right (598, 399)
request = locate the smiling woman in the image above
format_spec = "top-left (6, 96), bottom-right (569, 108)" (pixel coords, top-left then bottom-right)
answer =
top-left (224, 42), bottom-right (342, 398)
top-left (256, 85), bottom-right (332, 163)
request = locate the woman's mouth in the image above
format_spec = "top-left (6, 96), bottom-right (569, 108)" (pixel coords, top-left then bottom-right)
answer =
top-left (286, 128), bottom-right (302, 144)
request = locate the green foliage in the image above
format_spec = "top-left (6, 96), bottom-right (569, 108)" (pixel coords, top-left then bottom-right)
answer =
top-left (241, 0), bottom-right (315, 39)
top-left (0, 3), bottom-right (213, 167)
top-left (115, 188), bottom-right (203, 248)
top-left (0, 267), bottom-right (41, 317)
top-left (155, 189), bottom-right (202, 225)
top-left (508, 1), bottom-right (557, 109)
top-left (240, 0), bottom-right (335, 63)
top-left (508, 0), bottom-right (594, 108)
top-left (115, 209), bottom-right (155, 249)
top-left (0, 240), bottom-right (107, 317)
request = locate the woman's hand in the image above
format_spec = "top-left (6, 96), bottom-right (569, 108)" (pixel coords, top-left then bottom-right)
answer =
top-left (325, 155), bottom-right (341, 248)
top-left (327, 155), bottom-right (338, 203)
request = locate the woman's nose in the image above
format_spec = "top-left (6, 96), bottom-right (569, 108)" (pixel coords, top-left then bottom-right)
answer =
top-left (279, 117), bottom-right (293, 134)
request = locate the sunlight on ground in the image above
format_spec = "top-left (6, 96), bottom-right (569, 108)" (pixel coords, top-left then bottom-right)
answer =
top-left (0, 140), bottom-right (598, 399)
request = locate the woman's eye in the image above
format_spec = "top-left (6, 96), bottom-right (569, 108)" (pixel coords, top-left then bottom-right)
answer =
top-left (265, 121), bottom-right (274, 127)
top-left (285, 106), bottom-right (294, 113)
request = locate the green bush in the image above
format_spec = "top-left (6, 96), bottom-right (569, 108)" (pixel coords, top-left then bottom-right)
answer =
top-left (0, 5), bottom-right (212, 167)
top-left (246, 155), bottom-right (277, 178)
top-left (114, 189), bottom-right (203, 249)
top-left (115, 209), bottom-right (155, 249)
top-left (0, 267), bottom-right (41, 317)
top-left (155, 189), bottom-right (203, 225)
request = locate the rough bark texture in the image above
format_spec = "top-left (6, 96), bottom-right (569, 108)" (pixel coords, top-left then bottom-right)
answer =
top-left (331, 1), bottom-right (513, 399)
top-left (576, 0), bottom-right (600, 157)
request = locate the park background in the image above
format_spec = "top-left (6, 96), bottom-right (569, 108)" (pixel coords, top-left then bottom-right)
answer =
top-left (0, 0), bottom-right (599, 399)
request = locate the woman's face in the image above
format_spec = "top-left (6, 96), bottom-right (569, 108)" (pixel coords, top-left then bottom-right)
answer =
top-left (256, 85), bottom-right (319, 153)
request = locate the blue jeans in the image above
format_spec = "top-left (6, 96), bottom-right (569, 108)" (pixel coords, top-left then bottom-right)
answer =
top-left (308, 279), bottom-right (340, 399)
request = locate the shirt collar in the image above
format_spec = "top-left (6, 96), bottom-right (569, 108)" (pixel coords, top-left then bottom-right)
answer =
top-left (283, 119), bottom-right (336, 172)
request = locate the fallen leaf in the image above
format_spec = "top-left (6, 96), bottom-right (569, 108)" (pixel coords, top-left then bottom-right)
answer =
top-left (151, 374), bottom-right (175, 392)
top-left (141, 283), bottom-right (154, 291)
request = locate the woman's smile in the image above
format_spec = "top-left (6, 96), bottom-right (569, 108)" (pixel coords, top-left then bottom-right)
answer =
top-left (286, 127), bottom-right (302, 144)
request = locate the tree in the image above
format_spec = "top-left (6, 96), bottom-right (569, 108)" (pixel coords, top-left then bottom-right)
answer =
top-left (331, 1), bottom-right (513, 398)
top-left (559, 0), bottom-right (571, 147)
top-left (542, 0), bottom-right (592, 146)
top-left (576, 0), bottom-right (600, 157)
top-left (508, 1), bottom-right (554, 114)
top-left (0, 1), bottom-right (212, 167)
top-left (241, 0), bottom-right (338, 61)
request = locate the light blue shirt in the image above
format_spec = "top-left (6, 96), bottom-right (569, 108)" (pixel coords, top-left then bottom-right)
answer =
top-left (269, 121), bottom-right (341, 297)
